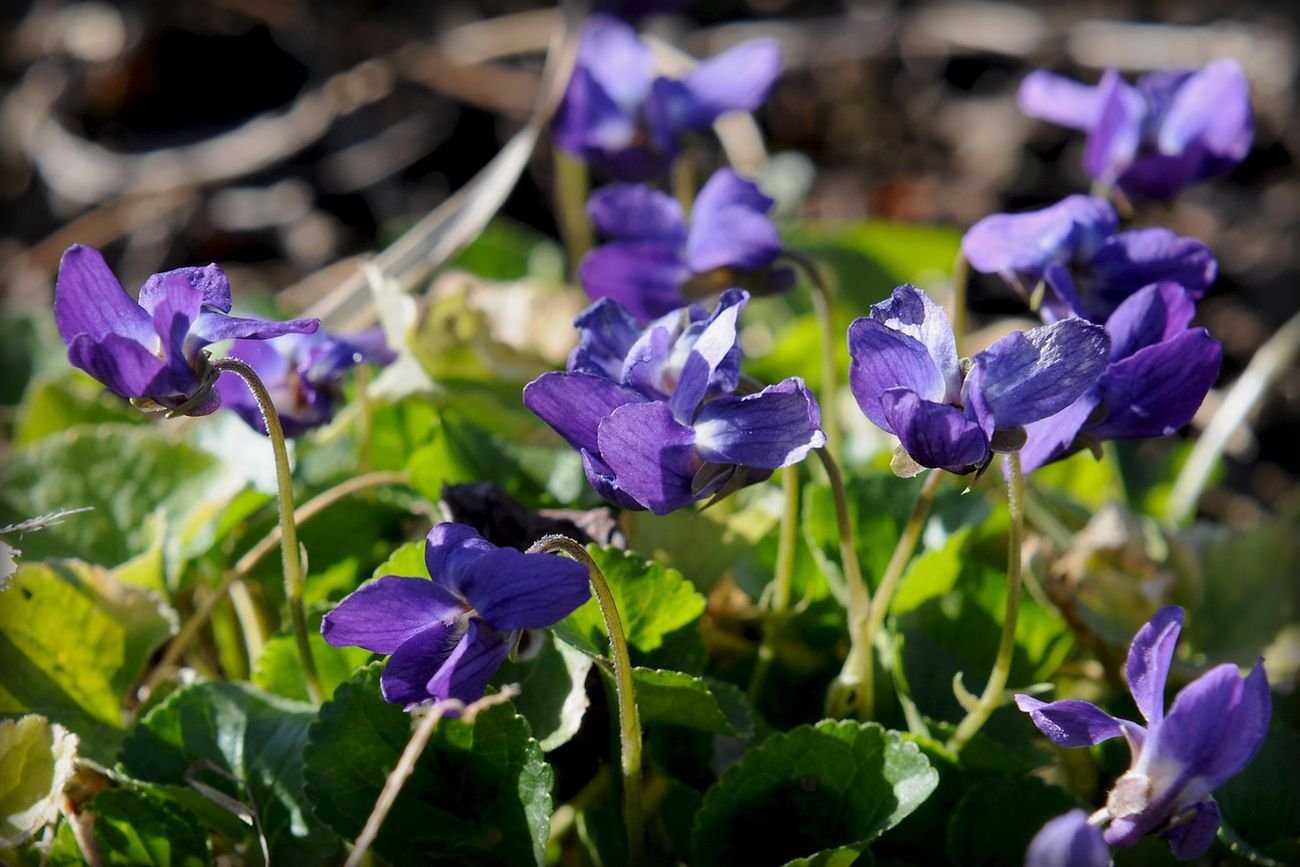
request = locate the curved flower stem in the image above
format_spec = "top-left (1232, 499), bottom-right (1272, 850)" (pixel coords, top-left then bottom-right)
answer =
top-left (527, 535), bottom-right (643, 866)
top-left (213, 357), bottom-right (322, 704)
top-left (747, 464), bottom-right (801, 704)
top-left (949, 251), bottom-right (969, 352)
top-left (816, 448), bottom-right (873, 719)
top-left (784, 250), bottom-right (840, 458)
top-left (553, 149), bottom-right (593, 278)
top-left (947, 452), bottom-right (1025, 752)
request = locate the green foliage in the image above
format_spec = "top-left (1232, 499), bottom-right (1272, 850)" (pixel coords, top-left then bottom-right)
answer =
top-left (14, 371), bottom-right (143, 445)
top-left (84, 789), bottom-right (210, 867)
top-left (302, 664), bottom-right (553, 865)
top-left (495, 632), bottom-right (593, 751)
top-left (626, 668), bottom-right (754, 738)
top-left (252, 632), bottom-right (374, 703)
top-left (1217, 720), bottom-right (1300, 863)
top-left (944, 776), bottom-right (1081, 866)
top-left (0, 716), bottom-right (78, 848)
top-left (447, 219), bottom-right (564, 283)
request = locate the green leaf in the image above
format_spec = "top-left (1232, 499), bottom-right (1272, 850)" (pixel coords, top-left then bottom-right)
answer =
top-left (784, 845), bottom-right (873, 867)
top-left (626, 668), bottom-right (754, 738)
top-left (14, 371), bottom-right (143, 445)
top-left (302, 663), bottom-right (553, 865)
top-left (252, 632), bottom-right (374, 703)
top-left (495, 632), bottom-right (593, 751)
top-left (447, 219), bottom-right (563, 282)
top-left (119, 682), bottom-right (336, 862)
top-left (944, 776), bottom-right (1080, 866)
top-left (556, 545), bottom-right (706, 659)
top-left (691, 720), bottom-right (939, 866)
top-left (371, 539), bottom-right (430, 581)
top-left (0, 716), bottom-right (78, 848)
top-left (1217, 721), bottom-right (1300, 863)
top-left (0, 561), bottom-right (175, 762)
top-left (86, 789), bottom-right (209, 867)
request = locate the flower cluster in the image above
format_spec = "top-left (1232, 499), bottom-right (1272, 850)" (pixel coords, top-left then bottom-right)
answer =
top-left (553, 14), bottom-right (781, 180)
top-left (322, 524), bottom-right (591, 707)
top-left (525, 290), bottom-right (825, 513)
top-left (1020, 607), bottom-right (1270, 862)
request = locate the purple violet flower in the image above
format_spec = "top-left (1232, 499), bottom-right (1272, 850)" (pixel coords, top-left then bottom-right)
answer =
top-left (847, 285), bottom-right (1110, 475)
top-left (1016, 606), bottom-right (1270, 860)
top-left (54, 244), bottom-right (317, 416)
top-left (1020, 282), bottom-right (1222, 473)
top-left (322, 523), bottom-right (591, 707)
top-left (216, 327), bottom-right (396, 437)
top-left (1025, 811), bottom-right (1111, 867)
top-left (552, 14), bottom-right (781, 180)
top-left (962, 195), bottom-right (1217, 323)
top-left (580, 168), bottom-right (793, 320)
top-left (523, 290), bottom-right (825, 514)
top-left (1019, 60), bottom-right (1253, 199)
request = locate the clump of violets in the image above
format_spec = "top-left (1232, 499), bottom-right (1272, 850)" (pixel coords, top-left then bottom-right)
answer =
top-left (1018, 607), bottom-right (1270, 861)
top-left (216, 327), bottom-right (395, 437)
top-left (1020, 282), bottom-right (1222, 472)
top-left (580, 168), bottom-right (793, 320)
top-left (962, 195), bottom-right (1216, 323)
top-left (552, 13), bottom-right (781, 180)
top-left (847, 284), bottom-right (1110, 476)
top-left (1019, 59), bottom-right (1253, 199)
top-left (322, 524), bottom-right (590, 707)
top-left (524, 290), bottom-right (825, 514)
top-left (54, 244), bottom-right (317, 415)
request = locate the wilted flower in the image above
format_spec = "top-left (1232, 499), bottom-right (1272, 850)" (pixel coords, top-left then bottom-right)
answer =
top-left (580, 169), bottom-right (793, 320)
top-left (1017, 606), bottom-right (1270, 860)
top-left (524, 290), bottom-right (825, 514)
top-left (216, 327), bottom-right (395, 437)
top-left (54, 244), bottom-right (317, 416)
top-left (1019, 59), bottom-right (1253, 199)
top-left (1025, 811), bottom-right (1111, 867)
top-left (322, 523), bottom-right (591, 707)
top-left (847, 284), bottom-right (1110, 475)
top-left (962, 195), bottom-right (1216, 323)
top-left (552, 14), bottom-right (781, 180)
top-left (1020, 282), bottom-right (1222, 473)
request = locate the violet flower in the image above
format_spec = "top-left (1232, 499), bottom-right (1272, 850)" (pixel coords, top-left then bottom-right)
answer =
top-left (1020, 282), bottom-right (1222, 473)
top-left (1025, 811), bottom-right (1111, 867)
top-left (1016, 606), bottom-right (1270, 860)
top-left (962, 195), bottom-right (1216, 323)
top-left (552, 14), bottom-right (781, 180)
top-left (54, 244), bottom-right (317, 416)
top-left (216, 327), bottom-right (395, 437)
top-left (322, 523), bottom-right (590, 707)
top-left (580, 168), bottom-right (793, 320)
top-left (847, 285), bottom-right (1110, 476)
top-left (1019, 60), bottom-right (1253, 199)
top-left (523, 290), bottom-right (825, 514)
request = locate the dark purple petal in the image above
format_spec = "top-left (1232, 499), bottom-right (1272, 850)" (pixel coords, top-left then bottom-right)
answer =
top-left (1159, 60), bottom-right (1252, 168)
top-left (1116, 153), bottom-right (1205, 201)
top-left (456, 547), bottom-right (591, 630)
top-left (425, 620), bottom-right (513, 705)
top-left (579, 242), bottom-right (691, 321)
top-left (1194, 660), bottom-right (1271, 791)
top-left (588, 184), bottom-right (687, 245)
top-left (1087, 229), bottom-right (1217, 316)
top-left (582, 449), bottom-right (646, 511)
top-left (686, 204), bottom-right (782, 274)
top-left (677, 39), bottom-right (781, 127)
top-left (523, 371), bottom-right (648, 454)
top-left (380, 621), bottom-right (465, 706)
top-left (966, 320), bottom-right (1110, 432)
top-left (1125, 606), bottom-right (1184, 727)
top-left (1018, 70), bottom-right (1106, 130)
top-left (868, 285), bottom-right (961, 401)
top-left (188, 309), bottom-right (318, 351)
top-left (424, 523), bottom-right (496, 597)
top-left (596, 400), bottom-right (701, 514)
top-left (1162, 799), bottom-right (1220, 861)
top-left (552, 66), bottom-right (638, 163)
top-left (847, 318), bottom-right (947, 434)
top-left (569, 297), bottom-right (643, 379)
top-left (1083, 70), bottom-right (1145, 186)
top-left (1154, 662), bottom-right (1270, 790)
top-left (668, 289), bottom-right (746, 422)
top-left (693, 378), bottom-right (826, 469)
top-left (321, 576), bottom-right (465, 654)
top-left (66, 332), bottom-right (172, 400)
top-left (881, 389), bottom-right (989, 474)
top-left (1020, 391), bottom-right (1101, 474)
top-left (1015, 695), bottom-right (1135, 747)
top-left (962, 196), bottom-right (1117, 279)
top-left (1104, 283), bottom-right (1196, 361)
top-left (139, 263), bottom-right (233, 314)
top-left (148, 273), bottom-right (204, 374)
top-left (54, 245), bottom-right (154, 346)
top-left (1025, 810), bottom-right (1112, 867)
top-left (1088, 329), bottom-right (1221, 440)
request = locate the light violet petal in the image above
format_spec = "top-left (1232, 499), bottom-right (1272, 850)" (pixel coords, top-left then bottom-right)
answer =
top-left (1020, 390), bottom-right (1101, 474)
top-left (587, 184), bottom-right (687, 245)
top-left (379, 620), bottom-right (465, 706)
top-left (576, 14), bottom-right (653, 110)
top-left (425, 620), bottom-right (512, 705)
top-left (524, 371), bottom-right (648, 455)
top-left (458, 547), bottom-right (591, 631)
top-left (1024, 810), bottom-right (1112, 867)
top-left (1083, 70), bottom-right (1145, 185)
top-left (189, 310), bottom-right (318, 350)
top-left (1163, 799), bottom-right (1220, 861)
top-left (579, 242), bottom-right (691, 321)
top-left (1195, 660), bottom-right (1271, 791)
top-left (962, 196), bottom-right (1117, 280)
top-left (321, 576), bottom-right (464, 654)
top-left (1014, 695), bottom-right (1133, 747)
top-left (677, 38), bottom-right (781, 127)
top-left (1018, 70), bottom-right (1106, 130)
top-left (694, 378), bottom-right (826, 469)
top-left (686, 204), bottom-right (782, 274)
top-left (149, 273), bottom-right (204, 372)
top-left (1125, 606), bottom-right (1184, 727)
top-left (596, 401), bottom-right (701, 515)
top-left (847, 317), bottom-right (946, 434)
top-left (668, 289), bottom-right (746, 423)
top-left (1089, 330), bottom-right (1221, 440)
top-left (54, 245), bottom-right (154, 346)
top-left (1154, 663), bottom-right (1268, 787)
top-left (881, 389), bottom-right (989, 474)
top-left (139, 263), bottom-right (232, 314)
top-left (868, 285), bottom-right (961, 399)
top-left (1159, 60), bottom-right (1252, 162)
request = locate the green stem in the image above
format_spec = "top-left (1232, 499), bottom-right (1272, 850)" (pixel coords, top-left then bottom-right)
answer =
top-left (816, 448), bottom-right (872, 719)
top-left (784, 250), bottom-right (840, 459)
top-left (947, 452), bottom-right (1025, 752)
top-left (671, 152), bottom-right (696, 214)
top-left (553, 149), bottom-right (593, 278)
top-left (528, 535), bottom-right (643, 866)
top-left (747, 465), bottom-right (800, 704)
top-left (950, 251), bottom-right (969, 352)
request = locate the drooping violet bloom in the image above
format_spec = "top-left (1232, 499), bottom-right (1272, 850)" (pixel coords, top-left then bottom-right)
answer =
top-left (1025, 811), bottom-right (1111, 867)
top-left (847, 284), bottom-right (1110, 476)
top-left (322, 523), bottom-right (590, 707)
top-left (580, 168), bottom-right (794, 321)
top-left (524, 290), bottom-right (825, 514)
top-left (552, 14), bottom-right (781, 180)
top-left (54, 244), bottom-right (318, 416)
top-left (962, 195), bottom-right (1216, 323)
top-left (1019, 60), bottom-right (1253, 199)
top-left (1020, 282), bottom-right (1222, 473)
top-left (216, 328), bottom-right (395, 437)
top-left (1016, 607), bottom-right (1270, 860)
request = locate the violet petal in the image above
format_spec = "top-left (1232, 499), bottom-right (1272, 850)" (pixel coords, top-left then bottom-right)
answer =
top-left (321, 575), bottom-right (465, 654)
